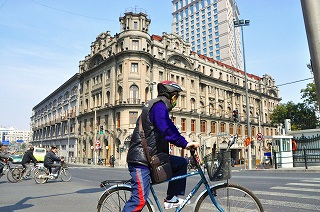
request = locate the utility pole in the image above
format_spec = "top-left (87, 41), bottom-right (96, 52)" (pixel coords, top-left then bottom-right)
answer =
top-left (301, 0), bottom-right (320, 109)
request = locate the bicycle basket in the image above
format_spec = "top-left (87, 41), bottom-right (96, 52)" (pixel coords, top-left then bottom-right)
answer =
top-left (204, 150), bottom-right (231, 181)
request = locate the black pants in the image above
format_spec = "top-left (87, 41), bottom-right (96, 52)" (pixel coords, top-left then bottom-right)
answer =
top-left (45, 163), bottom-right (61, 174)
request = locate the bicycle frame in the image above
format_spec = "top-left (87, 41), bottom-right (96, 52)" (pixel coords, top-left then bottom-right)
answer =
top-left (149, 164), bottom-right (224, 212)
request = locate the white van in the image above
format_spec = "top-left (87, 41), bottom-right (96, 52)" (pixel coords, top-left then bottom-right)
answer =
top-left (33, 147), bottom-right (46, 162)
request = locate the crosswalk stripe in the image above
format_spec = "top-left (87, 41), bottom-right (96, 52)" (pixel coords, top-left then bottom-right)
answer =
top-left (258, 199), bottom-right (320, 210)
top-left (286, 182), bottom-right (320, 187)
top-left (270, 186), bottom-right (320, 193)
top-left (253, 191), bottom-right (319, 200)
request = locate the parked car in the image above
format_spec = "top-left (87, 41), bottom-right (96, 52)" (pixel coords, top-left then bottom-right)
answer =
top-left (33, 147), bottom-right (46, 162)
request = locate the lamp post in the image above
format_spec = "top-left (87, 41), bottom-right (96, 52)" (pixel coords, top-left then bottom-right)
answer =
top-left (148, 81), bottom-right (156, 99)
top-left (234, 19), bottom-right (252, 170)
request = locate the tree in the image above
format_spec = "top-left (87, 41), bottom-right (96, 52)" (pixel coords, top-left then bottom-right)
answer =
top-left (270, 101), bottom-right (319, 130)
top-left (301, 83), bottom-right (318, 109)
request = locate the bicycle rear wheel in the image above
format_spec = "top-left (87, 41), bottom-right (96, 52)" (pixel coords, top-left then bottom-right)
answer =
top-left (60, 168), bottom-right (72, 182)
top-left (195, 183), bottom-right (264, 212)
top-left (97, 186), bottom-right (153, 212)
top-left (34, 169), bottom-right (48, 184)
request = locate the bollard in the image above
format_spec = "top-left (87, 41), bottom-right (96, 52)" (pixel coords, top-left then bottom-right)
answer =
top-left (303, 146), bottom-right (308, 169)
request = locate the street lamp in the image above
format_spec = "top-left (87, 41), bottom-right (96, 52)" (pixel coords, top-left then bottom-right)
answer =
top-left (92, 106), bottom-right (101, 165)
top-left (234, 19), bottom-right (252, 170)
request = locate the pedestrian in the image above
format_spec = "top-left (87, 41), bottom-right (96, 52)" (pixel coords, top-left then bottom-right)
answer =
top-left (21, 146), bottom-right (38, 179)
top-left (123, 80), bottom-right (200, 211)
top-left (184, 154), bottom-right (189, 164)
top-left (109, 155), bottom-right (115, 167)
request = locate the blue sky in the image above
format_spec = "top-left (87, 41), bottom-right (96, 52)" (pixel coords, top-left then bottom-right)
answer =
top-left (0, 0), bottom-right (312, 130)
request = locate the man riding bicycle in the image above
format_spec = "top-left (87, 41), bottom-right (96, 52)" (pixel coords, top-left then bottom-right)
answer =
top-left (44, 146), bottom-right (64, 177)
top-left (123, 81), bottom-right (200, 211)
top-left (0, 143), bottom-right (10, 176)
top-left (21, 146), bottom-right (38, 179)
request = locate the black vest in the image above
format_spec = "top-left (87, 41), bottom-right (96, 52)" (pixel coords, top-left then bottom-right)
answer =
top-left (126, 96), bottom-right (172, 166)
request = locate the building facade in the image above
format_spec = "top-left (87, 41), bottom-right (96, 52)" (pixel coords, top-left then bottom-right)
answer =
top-left (30, 11), bottom-right (280, 166)
top-left (30, 74), bottom-right (79, 159)
top-left (172, 0), bottom-right (242, 68)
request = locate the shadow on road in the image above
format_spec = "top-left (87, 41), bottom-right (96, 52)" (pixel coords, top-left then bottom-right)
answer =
top-left (76, 187), bottom-right (102, 194)
top-left (0, 186), bottom-right (102, 211)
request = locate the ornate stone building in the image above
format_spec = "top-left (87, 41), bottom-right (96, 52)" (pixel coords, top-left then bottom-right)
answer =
top-left (31, 74), bottom-right (79, 159)
top-left (31, 11), bottom-right (280, 165)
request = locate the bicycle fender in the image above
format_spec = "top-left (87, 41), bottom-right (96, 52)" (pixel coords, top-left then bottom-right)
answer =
top-left (193, 182), bottom-right (227, 211)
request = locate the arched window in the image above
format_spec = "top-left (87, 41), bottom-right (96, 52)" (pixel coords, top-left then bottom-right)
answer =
top-left (190, 98), bottom-right (196, 111)
top-left (130, 85), bottom-right (139, 104)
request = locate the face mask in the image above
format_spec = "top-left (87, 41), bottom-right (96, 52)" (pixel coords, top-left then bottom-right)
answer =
top-left (171, 94), bottom-right (179, 108)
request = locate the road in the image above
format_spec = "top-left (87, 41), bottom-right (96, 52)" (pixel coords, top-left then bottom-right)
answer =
top-left (0, 164), bottom-right (319, 212)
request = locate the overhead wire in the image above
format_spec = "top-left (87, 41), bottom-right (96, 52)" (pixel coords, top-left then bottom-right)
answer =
top-left (0, 0), bottom-right (8, 11)
top-left (29, 0), bottom-right (114, 21)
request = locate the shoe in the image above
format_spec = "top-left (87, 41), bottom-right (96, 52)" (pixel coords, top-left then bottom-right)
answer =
top-left (164, 196), bottom-right (189, 209)
top-left (53, 173), bottom-right (58, 177)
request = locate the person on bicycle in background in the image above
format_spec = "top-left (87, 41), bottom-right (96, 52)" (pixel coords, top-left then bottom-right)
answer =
top-left (44, 146), bottom-right (63, 177)
top-left (21, 146), bottom-right (38, 179)
top-left (0, 143), bottom-right (10, 176)
top-left (123, 80), bottom-right (200, 211)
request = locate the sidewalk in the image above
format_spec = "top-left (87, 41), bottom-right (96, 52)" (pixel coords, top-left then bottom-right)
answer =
top-left (233, 164), bottom-right (320, 172)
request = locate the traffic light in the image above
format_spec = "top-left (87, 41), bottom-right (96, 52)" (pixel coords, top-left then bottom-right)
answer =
top-left (251, 140), bottom-right (254, 149)
top-left (232, 109), bottom-right (239, 122)
top-left (116, 147), bottom-right (119, 153)
top-left (99, 125), bottom-right (104, 134)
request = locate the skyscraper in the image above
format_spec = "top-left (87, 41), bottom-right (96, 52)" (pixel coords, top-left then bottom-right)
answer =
top-left (172, 0), bottom-right (242, 68)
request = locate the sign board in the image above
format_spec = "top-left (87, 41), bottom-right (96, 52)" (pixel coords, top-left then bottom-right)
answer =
top-left (95, 140), bottom-right (101, 150)
top-left (256, 133), bottom-right (263, 141)
top-left (244, 137), bottom-right (251, 147)
top-left (217, 132), bottom-right (229, 137)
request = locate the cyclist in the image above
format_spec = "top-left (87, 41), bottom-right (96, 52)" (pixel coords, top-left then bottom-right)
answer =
top-left (0, 143), bottom-right (10, 176)
top-left (44, 146), bottom-right (63, 177)
top-left (123, 80), bottom-right (200, 211)
top-left (21, 146), bottom-right (38, 179)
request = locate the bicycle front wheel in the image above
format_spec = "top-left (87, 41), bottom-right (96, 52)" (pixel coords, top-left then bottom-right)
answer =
top-left (60, 168), bottom-right (72, 182)
top-left (195, 183), bottom-right (264, 212)
top-left (97, 186), bottom-right (153, 212)
top-left (7, 168), bottom-right (21, 183)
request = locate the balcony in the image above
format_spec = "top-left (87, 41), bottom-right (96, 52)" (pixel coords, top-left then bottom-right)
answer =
top-left (127, 98), bottom-right (141, 104)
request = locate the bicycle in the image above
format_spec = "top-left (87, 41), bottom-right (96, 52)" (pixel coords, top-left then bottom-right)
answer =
top-left (34, 161), bottom-right (72, 184)
top-left (10, 163), bottom-right (40, 182)
top-left (97, 136), bottom-right (264, 212)
top-left (1, 157), bottom-right (21, 183)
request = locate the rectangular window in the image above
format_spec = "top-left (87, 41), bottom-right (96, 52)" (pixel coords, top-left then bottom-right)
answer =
top-left (129, 112), bottom-right (138, 127)
top-left (191, 119), bottom-right (196, 132)
top-left (229, 124), bottom-right (234, 134)
top-left (200, 120), bottom-right (206, 133)
top-left (159, 71), bottom-right (164, 81)
top-left (134, 21), bottom-right (138, 29)
top-left (211, 121), bottom-right (216, 134)
top-left (220, 123), bottom-right (225, 132)
top-left (237, 125), bottom-right (241, 135)
top-left (181, 118), bottom-right (186, 131)
top-left (171, 116), bottom-right (176, 124)
top-left (117, 112), bottom-right (120, 128)
top-left (131, 63), bottom-right (138, 73)
top-left (132, 40), bottom-right (139, 50)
